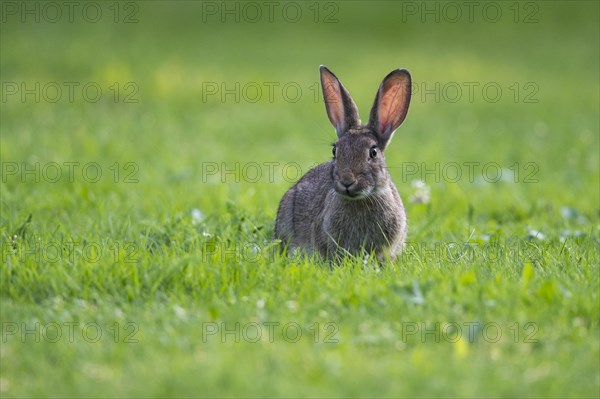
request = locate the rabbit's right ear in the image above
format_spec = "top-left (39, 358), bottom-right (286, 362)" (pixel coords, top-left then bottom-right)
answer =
top-left (320, 66), bottom-right (360, 137)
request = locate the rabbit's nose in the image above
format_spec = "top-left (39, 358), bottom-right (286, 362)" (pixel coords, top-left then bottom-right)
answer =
top-left (339, 175), bottom-right (356, 188)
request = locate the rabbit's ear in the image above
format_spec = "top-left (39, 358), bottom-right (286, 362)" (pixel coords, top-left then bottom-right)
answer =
top-left (320, 66), bottom-right (360, 137)
top-left (368, 69), bottom-right (411, 148)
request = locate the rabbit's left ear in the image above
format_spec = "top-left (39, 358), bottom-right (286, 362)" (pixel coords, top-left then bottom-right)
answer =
top-left (368, 69), bottom-right (411, 149)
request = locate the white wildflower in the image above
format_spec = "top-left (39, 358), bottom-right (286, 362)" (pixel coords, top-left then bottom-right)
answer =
top-left (409, 179), bottom-right (431, 204)
top-left (528, 229), bottom-right (545, 240)
top-left (191, 208), bottom-right (204, 224)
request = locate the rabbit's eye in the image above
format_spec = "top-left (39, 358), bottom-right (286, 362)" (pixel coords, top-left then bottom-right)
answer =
top-left (369, 146), bottom-right (379, 159)
top-left (332, 145), bottom-right (336, 158)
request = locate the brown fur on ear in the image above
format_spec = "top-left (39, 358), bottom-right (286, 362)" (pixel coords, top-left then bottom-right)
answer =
top-left (320, 66), bottom-right (360, 137)
top-left (368, 69), bottom-right (411, 148)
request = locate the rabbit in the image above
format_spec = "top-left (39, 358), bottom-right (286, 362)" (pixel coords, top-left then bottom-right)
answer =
top-left (274, 65), bottom-right (412, 262)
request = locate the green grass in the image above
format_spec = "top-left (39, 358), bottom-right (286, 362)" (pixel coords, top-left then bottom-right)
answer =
top-left (1, 1), bottom-right (599, 397)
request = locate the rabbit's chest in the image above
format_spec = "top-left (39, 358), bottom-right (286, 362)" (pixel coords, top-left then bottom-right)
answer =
top-left (323, 200), bottom-right (402, 251)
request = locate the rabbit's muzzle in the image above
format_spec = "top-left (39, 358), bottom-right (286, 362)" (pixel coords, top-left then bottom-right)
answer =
top-left (334, 172), bottom-right (372, 199)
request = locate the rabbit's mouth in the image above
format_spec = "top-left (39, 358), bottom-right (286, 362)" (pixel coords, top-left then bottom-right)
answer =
top-left (335, 183), bottom-right (372, 200)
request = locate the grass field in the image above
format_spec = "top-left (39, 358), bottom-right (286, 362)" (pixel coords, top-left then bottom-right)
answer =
top-left (1, 1), bottom-right (599, 397)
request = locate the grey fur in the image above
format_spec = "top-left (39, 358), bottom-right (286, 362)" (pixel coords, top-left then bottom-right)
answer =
top-left (274, 66), bottom-right (412, 262)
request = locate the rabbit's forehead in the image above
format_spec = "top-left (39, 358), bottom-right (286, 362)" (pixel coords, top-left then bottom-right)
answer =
top-left (336, 133), bottom-right (378, 149)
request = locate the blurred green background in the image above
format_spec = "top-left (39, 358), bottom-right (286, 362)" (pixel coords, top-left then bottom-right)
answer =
top-left (2, 1), bottom-right (598, 206)
top-left (1, 1), bottom-right (599, 397)
top-left (2, 1), bottom-right (598, 218)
